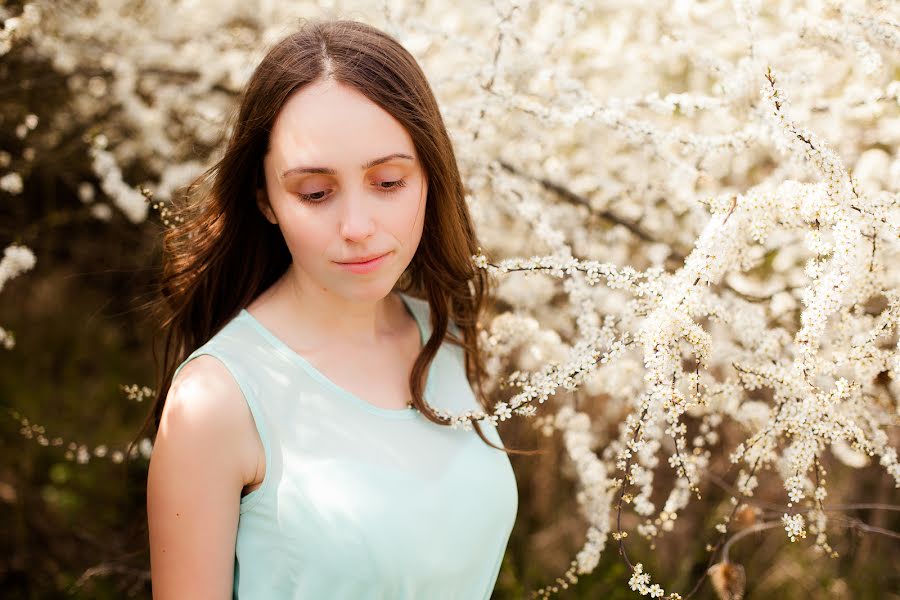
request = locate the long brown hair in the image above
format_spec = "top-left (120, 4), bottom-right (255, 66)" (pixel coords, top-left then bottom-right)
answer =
top-left (135, 18), bottom-right (539, 457)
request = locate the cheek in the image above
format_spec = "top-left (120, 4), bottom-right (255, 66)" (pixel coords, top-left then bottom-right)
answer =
top-left (277, 212), bottom-right (329, 257)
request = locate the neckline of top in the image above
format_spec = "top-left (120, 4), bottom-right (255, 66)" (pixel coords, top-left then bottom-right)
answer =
top-left (238, 291), bottom-right (431, 420)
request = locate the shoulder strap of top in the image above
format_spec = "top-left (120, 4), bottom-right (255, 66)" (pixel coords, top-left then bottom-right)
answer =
top-left (399, 291), bottom-right (465, 339)
top-left (399, 291), bottom-right (430, 336)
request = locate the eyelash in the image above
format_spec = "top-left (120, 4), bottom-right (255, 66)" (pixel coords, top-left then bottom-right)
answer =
top-left (297, 179), bottom-right (407, 204)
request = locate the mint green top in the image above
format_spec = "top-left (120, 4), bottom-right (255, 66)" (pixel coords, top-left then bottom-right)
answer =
top-left (172, 292), bottom-right (518, 599)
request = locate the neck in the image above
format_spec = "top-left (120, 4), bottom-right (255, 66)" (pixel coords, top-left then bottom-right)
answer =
top-left (265, 265), bottom-right (401, 347)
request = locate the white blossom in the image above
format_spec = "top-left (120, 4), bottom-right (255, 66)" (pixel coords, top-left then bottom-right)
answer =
top-left (6, 0), bottom-right (900, 597)
top-left (0, 172), bottom-right (23, 194)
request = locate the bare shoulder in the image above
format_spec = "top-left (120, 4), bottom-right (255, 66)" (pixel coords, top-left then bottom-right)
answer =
top-left (165, 355), bottom-right (248, 435)
top-left (156, 354), bottom-right (262, 487)
top-left (169, 354), bottom-right (244, 409)
top-left (147, 354), bottom-right (261, 597)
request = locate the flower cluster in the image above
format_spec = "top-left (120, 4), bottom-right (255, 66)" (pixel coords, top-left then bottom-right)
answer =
top-left (628, 563), bottom-right (679, 599)
top-left (121, 384), bottom-right (155, 403)
top-left (0, 3), bottom-right (40, 56)
top-left (9, 409), bottom-right (151, 464)
top-left (782, 513), bottom-right (807, 542)
top-left (0, 244), bottom-right (36, 350)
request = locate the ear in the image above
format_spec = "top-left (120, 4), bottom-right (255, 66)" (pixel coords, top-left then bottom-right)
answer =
top-left (256, 187), bottom-right (278, 225)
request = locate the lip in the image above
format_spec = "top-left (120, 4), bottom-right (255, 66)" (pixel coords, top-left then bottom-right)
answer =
top-left (335, 252), bottom-right (391, 274)
top-left (339, 252), bottom-right (389, 264)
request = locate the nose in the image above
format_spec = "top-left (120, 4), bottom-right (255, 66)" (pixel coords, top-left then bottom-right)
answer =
top-left (337, 190), bottom-right (376, 242)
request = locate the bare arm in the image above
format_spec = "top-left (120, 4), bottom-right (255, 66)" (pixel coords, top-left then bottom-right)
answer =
top-left (147, 355), bottom-right (261, 599)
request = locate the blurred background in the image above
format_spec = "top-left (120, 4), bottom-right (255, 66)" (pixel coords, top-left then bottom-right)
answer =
top-left (2, 0), bottom-right (899, 598)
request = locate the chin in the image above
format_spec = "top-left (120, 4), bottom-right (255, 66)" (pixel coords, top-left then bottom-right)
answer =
top-left (330, 279), bottom-right (399, 302)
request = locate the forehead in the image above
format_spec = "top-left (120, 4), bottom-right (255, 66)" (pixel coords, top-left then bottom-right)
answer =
top-left (268, 79), bottom-right (415, 166)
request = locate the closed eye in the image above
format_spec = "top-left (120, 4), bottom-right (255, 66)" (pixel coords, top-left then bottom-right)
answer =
top-left (296, 178), bottom-right (408, 204)
top-left (376, 179), bottom-right (407, 193)
top-left (297, 189), bottom-right (330, 202)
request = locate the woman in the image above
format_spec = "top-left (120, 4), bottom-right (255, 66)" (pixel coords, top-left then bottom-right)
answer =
top-left (145, 18), bottom-right (533, 600)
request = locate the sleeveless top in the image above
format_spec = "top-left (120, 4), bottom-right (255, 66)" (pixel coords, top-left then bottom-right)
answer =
top-left (171, 292), bottom-right (518, 599)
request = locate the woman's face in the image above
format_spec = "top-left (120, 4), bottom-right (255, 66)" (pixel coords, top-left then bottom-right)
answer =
top-left (258, 79), bottom-right (427, 302)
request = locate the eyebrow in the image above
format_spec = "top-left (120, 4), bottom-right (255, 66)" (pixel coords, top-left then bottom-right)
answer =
top-left (280, 153), bottom-right (415, 179)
